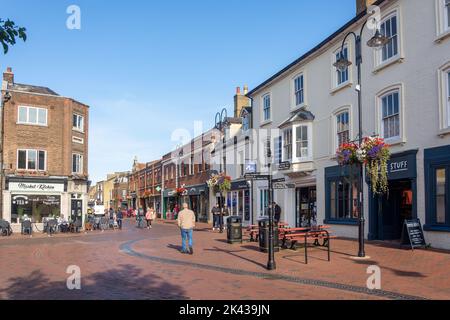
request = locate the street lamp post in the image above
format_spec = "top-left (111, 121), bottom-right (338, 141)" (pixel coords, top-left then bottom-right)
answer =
top-left (266, 139), bottom-right (276, 270)
top-left (214, 108), bottom-right (229, 234)
top-left (334, 19), bottom-right (389, 258)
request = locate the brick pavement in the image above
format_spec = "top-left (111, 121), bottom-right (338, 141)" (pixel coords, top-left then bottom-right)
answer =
top-left (0, 219), bottom-right (449, 300)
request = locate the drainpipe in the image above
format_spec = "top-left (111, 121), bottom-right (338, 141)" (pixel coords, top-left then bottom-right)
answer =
top-left (0, 90), bottom-right (11, 220)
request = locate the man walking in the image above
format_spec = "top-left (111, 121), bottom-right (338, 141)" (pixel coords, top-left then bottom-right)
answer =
top-left (273, 202), bottom-right (282, 223)
top-left (211, 203), bottom-right (220, 231)
top-left (116, 208), bottom-right (123, 230)
top-left (177, 203), bottom-right (196, 255)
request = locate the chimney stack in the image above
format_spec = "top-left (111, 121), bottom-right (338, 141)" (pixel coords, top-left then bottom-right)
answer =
top-left (356, 0), bottom-right (378, 15)
top-left (3, 67), bottom-right (14, 84)
top-left (234, 85), bottom-right (250, 118)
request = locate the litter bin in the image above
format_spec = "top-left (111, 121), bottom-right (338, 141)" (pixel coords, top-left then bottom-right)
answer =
top-left (227, 216), bottom-right (243, 244)
top-left (258, 218), bottom-right (280, 253)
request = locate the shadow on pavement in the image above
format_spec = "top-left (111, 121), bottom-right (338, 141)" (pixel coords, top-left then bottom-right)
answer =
top-left (0, 264), bottom-right (188, 300)
top-left (204, 246), bottom-right (267, 269)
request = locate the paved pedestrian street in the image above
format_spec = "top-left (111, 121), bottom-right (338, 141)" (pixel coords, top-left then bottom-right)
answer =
top-left (0, 219), bottom-right (449, 300)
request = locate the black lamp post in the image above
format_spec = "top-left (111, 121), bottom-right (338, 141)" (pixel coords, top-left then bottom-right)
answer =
top-left (266, 139), bottom-right (276, 270)
top-left (333, 20), bottom-right (389, 258)
top-left (214, 108), bottom-right (229, 234)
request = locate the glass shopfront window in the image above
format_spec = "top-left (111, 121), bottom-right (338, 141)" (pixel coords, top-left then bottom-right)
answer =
top-left (11, 195), bottom-right (61, 223)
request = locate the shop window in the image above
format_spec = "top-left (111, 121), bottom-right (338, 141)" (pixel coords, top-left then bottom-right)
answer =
top-left (17, 149), bottom-right (46, 171)
top-left (259, 189), bottom-right (269, 217)
top-left (325, 166), bottom-right (359, 223)
top-left (11, 195), bottom-right (61, 223)
top-left (436, 168), bottom-right (446, 224)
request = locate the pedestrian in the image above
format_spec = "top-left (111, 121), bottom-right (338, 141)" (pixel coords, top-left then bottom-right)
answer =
top-left (273, 202), bottom-right (282, 223)
top-left (145, 207), bottom-right (155, 229)
top-left (109, 208), bottom-right (115, 229)
top-left (116, 208), bottom-right (123, 230)
top-left (174, 203), bottom-right (180, 220)
top-left (220, 203), bottom-right (230, 232)
top-left (211, 203), bottom-right (220, 231)
top-left (177, 203), bottom-right (196, 255)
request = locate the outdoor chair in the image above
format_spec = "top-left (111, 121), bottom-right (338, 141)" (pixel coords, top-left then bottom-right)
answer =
top-left (94, 217), bottom-right (101, 230)
top-left (0, 220), bottom-right (12, 237)
top-left (70, 219), bottom-right (82, 233)
top-left (21, 220), bottom-right (33, 236)
top-left (47, 219), bottom-right (58, 236)
top-left (100, 217), bottom-right (109, 231)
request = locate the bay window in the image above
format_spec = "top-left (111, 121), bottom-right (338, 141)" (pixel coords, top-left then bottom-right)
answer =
top-left (17, 149), bottom-right (46, 171)
top-left (447, 71), bottom-right (450, 127)
top-left (283, 129), bottom-right (292, 161)
top-left (296, 125), bottom-right (309, 159)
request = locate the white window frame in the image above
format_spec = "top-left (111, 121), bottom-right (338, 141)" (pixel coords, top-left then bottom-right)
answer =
top-left (72, 136), bottom-right (84, 144)
top-left (17, 106), bottom-right (48, 126)
top-left (439, 63), bottom-right (450, 131)
top-left (331, 106), bottom-right (353, 155)
top-left (376, 84), bottom-right (405, 145)
top-left (262, 93), bottom-right (272, 123)
top-left (73, 114), bottom-right (84, 132)
top-left (242, 114), bottom-right (250, 132)
top-left (282, 128), bottom-right (293, 162)
top-left (332, 45), bottom-right (351, 90)
top-left (292, 123), bottom-right (313, 163)
top-left (374, 9), bottom-right (402, 70)
top-left (336, 111), bottom-right (351, 147)
top-left (294, 74), bottom-right (305, 107)
top-left (435, 0), bottom-right (450, 39)
top-left (72, 153), bottom-right (83, 174)
top-left (291, 71), bottom-right (307, 110)
top-left (17, 149), bottom-right (47, 171)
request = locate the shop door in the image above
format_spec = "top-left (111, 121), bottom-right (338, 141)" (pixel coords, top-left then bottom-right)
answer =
top-left (71, 200), bottom-right (83, 222)
top-left (295, 187), bottom-right (317, 227)
top-left (379, 180), bottom-right (413, 240)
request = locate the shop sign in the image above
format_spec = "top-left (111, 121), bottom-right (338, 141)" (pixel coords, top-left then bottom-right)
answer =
top-left (9, 182), bottom-right (64, 193)
top-left (278, 161), bottom-right (291, 171)
top-left (387, 152), bottom-right (417, 180)
top-left (245, 161), bottom-right (257, 174)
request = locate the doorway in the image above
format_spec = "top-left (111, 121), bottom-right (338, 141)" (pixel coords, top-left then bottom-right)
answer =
top-left (376, 180), bottom-right (414, 241)
top-left (71, 199), bottom-right (83, 222)
top-left (295, 187), bottom-right (317, 227)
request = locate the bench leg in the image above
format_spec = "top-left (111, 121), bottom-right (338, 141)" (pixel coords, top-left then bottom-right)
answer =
top-left (327, 238), bottom-right (331, 262)
top-left (304, 237), bottom-right (308, 265)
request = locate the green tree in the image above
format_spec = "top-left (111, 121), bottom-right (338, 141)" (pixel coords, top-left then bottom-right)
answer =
top-left (0, 19), bottom-right (26, 54)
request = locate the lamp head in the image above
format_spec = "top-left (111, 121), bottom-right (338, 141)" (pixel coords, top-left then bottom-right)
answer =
top-left (367, 29), bottom-right (390, 48)
top-left (333, 52), bottom-right (352, 72)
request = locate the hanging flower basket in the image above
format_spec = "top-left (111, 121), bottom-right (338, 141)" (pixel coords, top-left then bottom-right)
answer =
top-left (336, 137), bottom-right (391, 195)
top-left (207, 173), bottom-right (232, 194)
top-left (176, 185), bottom-right (187, 196)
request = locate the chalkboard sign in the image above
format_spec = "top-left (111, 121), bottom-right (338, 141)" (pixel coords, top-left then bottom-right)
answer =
top-left (401, 219), bottom-right (426, 250)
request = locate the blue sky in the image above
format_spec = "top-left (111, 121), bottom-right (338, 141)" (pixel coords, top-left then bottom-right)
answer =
top-left (1, 0), bottom-right (356, 184)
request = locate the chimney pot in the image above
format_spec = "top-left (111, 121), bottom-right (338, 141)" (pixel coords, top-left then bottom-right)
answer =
top-left (243, 85), bottom-right (248, 95)
top-left (3, 67), bottom-right (14, 84)
top-left (236, 87), bottom-right (241, 95)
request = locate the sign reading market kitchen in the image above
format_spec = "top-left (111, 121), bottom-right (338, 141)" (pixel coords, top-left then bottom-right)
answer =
top-left (9, 182), bottom-right (65, 193)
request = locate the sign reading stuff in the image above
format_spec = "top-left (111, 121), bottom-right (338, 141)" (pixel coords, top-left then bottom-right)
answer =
top-left (9, 182), bottom-right (65, 193)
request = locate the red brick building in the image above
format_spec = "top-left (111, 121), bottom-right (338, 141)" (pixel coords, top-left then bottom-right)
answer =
top-left (1, 67), bottom-right (89, 230)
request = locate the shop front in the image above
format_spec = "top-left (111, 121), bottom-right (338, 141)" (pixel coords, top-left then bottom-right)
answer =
top-left (368, 150), bottom-right (418, 241)
top-left (185, 184), bottom-right (209, 223)
top-left (163, 189), bottom-right (178, 219)
top-left (224, 180), bottom-right (251, 226)
top-left (3, 178), bottom-right (68, 232)
top-left (295, 186), bottom-right (317, 227)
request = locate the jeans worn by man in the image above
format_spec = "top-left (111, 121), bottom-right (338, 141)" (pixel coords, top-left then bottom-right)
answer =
top-left (177, 203), bottom-right (196, 255)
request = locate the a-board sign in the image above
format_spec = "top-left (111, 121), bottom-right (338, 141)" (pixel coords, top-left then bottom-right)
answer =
top-left (401, 219), bottom-right (426, 250)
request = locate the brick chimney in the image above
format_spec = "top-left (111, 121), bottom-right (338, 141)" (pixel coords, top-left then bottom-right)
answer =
top-left (356, 0), bottom-right (378, 15)
top-left (3, 67), bottom-right (14, 84)
top-left (234, 85), bottom-right (250, 118)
